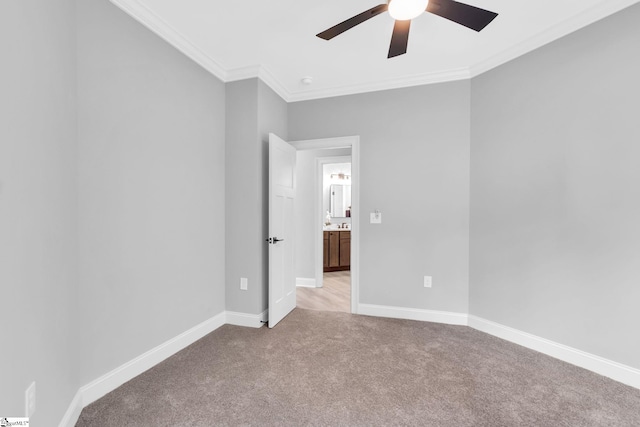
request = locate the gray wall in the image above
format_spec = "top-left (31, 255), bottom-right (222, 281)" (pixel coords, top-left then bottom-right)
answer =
top-left (225, 80), bottom-right (260, 314)
top-left (295, 148), bottom-right (351, 280)
top-left (77, 0), bottom-right (226, 385)
top-left (289, 83), bottom-right (471, 313)
top-left (4, 0), bottom-right (639, 423)
top-left (470, 3), bottom-right (640, 369)
top-left (226, 79), bottom-right (287, 314)
top-left (0, 0), bottom-right (78, 423)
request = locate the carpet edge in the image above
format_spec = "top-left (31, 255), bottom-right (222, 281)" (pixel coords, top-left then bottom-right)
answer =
top-left (358, 303), bottom-right (469, 325)
top-left (468, 315), bottom-right (640, 390)
top-left (226, 309), bottom-right (269, 328)
top-left (59, 311), bottom-right (227, 427)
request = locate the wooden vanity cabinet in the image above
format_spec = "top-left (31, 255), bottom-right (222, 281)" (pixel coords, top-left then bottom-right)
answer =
top-left (340, 232), bottom-right (350, 267)
top-left (323, 232), bottom-right (329, 269)
top-left (328, 231), bottom-right (340, 268)
top-left (323, 230), bottom-right (350, 272)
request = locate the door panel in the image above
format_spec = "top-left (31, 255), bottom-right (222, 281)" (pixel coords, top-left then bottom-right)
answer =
top-left (339, 233), bottom-right (351, 266)
top-left (323, 231), bottom-right (329, 268)
top-left (328, 231), bottom-right (340, 267)
top-left (268, 134), bottom-right (297, 328)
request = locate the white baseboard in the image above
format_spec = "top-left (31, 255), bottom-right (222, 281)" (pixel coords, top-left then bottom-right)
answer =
top-left (58, 390), bottom-right (83, 427)
top-left (226, 309), bottom-right (268, 328)
top-left (59, 306), bottom-right (639, 427)
top-left (60, 309), bottom-right (273, 426)
top-left (468, 315), bottom-right (640, 390)
top-left (296, 277), bottom-right (317, 288)
top-left (59, 311), bottom-right (227, 427)
top-left (358, 303), bottom-right (468, 325)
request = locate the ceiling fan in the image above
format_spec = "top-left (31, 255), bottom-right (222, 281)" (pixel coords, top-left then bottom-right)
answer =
top-left (316, 0), bottom-right (498, 58)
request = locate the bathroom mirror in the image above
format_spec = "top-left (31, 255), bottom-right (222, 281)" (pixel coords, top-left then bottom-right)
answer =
top-left (330, 184), bottom-right (352, 218)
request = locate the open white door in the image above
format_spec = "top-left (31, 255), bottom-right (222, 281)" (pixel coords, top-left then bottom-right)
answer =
top-left (268, 133), bottom-right (296, 328)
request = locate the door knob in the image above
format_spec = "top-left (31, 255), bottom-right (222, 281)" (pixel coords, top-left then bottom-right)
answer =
top-left (265, 237), bottom-right (285, 244)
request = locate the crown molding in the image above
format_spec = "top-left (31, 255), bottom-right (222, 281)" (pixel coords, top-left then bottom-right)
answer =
top-left (224, 65), bottom-right (293, 102)
top-left (110, 0), bottom-right (639, 103)
top-left (225, 65), bottom-right (261, 82)
top-left (470, 0), bottom-right (640, 78)
top-left (258, 66), bottom-right (292, 102)
top-left (286, 67), bottom-right (471, 102)
top-left (109, 0), bottom-right (229, 81)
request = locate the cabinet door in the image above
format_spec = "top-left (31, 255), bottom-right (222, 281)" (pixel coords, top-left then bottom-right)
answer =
top-left (328, 232), bottom-right (340, 267)
top-left (339, 231), bottom-right (350, 267)
top-left (323, 231), bottom-right (329, 268)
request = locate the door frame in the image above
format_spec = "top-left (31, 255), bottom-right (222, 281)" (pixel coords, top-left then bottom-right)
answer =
top-left (290, 136), bottom-right (360, 314)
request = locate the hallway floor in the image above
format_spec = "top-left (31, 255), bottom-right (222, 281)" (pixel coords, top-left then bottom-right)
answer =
top-left (296, 271), bottom-right (350, 313)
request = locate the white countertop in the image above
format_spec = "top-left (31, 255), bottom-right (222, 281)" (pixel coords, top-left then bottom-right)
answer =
top-left (323, 225), bottom-right (351, 231)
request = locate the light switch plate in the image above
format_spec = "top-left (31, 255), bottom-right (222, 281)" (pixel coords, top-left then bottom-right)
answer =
top-left (240, 277), bottom-right (248, 291)
top-left (370, 212), bottom-right (382, 224)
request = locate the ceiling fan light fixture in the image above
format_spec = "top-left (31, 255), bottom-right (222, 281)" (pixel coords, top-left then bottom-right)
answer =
top-left (317, 0), bottom-right (498, 59)
top-left (388, 0), bottom-right (429, 20)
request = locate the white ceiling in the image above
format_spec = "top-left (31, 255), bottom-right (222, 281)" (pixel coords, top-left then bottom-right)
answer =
top-left (110, 0), bottom-right (637, 102)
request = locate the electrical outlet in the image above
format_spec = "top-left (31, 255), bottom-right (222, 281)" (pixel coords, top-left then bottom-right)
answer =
top-left (240, 277), bottom-right (248, 291)
top-left (424, 276), bottom-right (432, 288)
top-left (370, 211), bottom-right (382, 224)
top-left (25, 381), bottom-right (36, 417)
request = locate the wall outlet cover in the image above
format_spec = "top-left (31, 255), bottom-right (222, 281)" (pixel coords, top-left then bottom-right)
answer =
top-left (240, 277), bottom-right (248, 291)
top-left (424, 276), bottom-right (432, 288)
top-left (25, 381), bottom-right (36, 417)
top-left (370, 212), bottom-right (382, 224)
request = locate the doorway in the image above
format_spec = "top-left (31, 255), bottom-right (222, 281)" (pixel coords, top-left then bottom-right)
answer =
top-left (298, 156), bottom-right (352, 313)
top-left (290, 136), bottom-right (360, 314)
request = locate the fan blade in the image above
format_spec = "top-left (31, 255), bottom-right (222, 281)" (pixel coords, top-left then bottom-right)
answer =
top-left (317, 4), bottom-right (388, 40)
top-left (426, 0), bottom-right (498, 32)
top-left (388, 20), bottom-right (411, 58)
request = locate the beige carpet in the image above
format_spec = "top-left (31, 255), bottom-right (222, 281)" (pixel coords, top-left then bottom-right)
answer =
top-left (76, 309), bottom-right (640, 426)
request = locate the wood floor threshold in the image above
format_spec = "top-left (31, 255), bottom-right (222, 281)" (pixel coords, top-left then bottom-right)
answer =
top-left (296, 271), bottom-right (350, 313)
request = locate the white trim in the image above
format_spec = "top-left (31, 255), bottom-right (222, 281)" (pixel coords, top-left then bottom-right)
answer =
top-left (315, 158), bottom-right (324, 291)
top-left (226, 310), bottom-right (268, 328)
top-left (290, 136), bottom-right (358, 151)
top-left (107, 0), bottom-right (290, 101)
top-left (291, 136), bottom-right (360, 314)
top-left (358, 303), bottom-right (468, 325)
top-left (58, 310), bottom-right (266, 426)
top-left (470, 0), bottom-right (640, 78)
top-left (108, 0), bottom-right (227, 80)
top-left (468, 315), bottom-right (640, 390)
top-left (350, 140), bottom-right (360, 314)
top-left (225, 65), bottom-right (292, 103)
top-left (257, 66), bottom-right (292, 102)
top-left (225, 64), bottom-right (261, 82)
top-left (58, 308), bottom-right (640, 426)
top-left (110, 0), bottom-right (639, 102)
top-left (58, 390), bottom-right (83, 427)
top-left (79, 311), bottom-right (226, 407)
top-left (296, 277), bottom-right (317, 288)
top-left (286, 68), bottom-right (470, 102)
